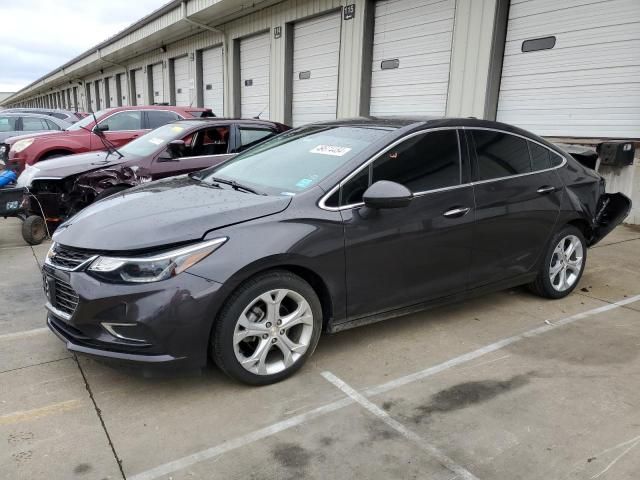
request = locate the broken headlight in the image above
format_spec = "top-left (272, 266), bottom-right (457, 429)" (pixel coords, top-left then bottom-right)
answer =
top-left (87, 238), bottom-right (227, 283)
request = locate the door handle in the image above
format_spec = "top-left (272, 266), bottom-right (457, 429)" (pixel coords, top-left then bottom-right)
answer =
top-left (537, 185), bottom-right (556, 194)
top-left (443, 207), bottom-right (470, 218)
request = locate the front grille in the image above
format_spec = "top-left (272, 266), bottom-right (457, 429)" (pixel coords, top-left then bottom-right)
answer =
top-left (53, 277), bottom-right (79, 317)
top-left (0, 143), bottom-right (8, 163)
top-left (49, 244), bottom-right (95, 270)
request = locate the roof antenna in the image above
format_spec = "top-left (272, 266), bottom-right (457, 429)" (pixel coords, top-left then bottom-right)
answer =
top-left (254, 105), bottom-right (267, 119)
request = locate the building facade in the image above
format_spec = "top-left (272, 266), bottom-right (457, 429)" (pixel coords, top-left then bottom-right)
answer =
top-left (2, 0), bottom-right (639, 219)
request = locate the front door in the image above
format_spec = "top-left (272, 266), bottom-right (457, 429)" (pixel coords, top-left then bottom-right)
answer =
top-left (150, 124), bottom-right (234, 180)
top-left (92, 110), bottom-right (144, 149)
top-left (467, 129), bottom-right (563, 288)
top-left (340, 129), bottom-right (475, 320)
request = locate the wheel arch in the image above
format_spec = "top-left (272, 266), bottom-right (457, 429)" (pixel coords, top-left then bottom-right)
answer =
top-left (37, 148), bottom-right (75, 161)
top-left (210, 260), bottom-right (336, 336)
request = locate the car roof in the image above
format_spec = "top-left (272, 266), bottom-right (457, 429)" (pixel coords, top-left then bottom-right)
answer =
top-left (172, 118), bottom-right (285, 127)
top-left (311, 116), bottom-right (545, 138)
top-left (104, 105), bottom-right (210, 112)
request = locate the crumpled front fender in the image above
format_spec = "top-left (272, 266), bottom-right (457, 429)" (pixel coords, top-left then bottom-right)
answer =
top-left (73, 165), bottom-right (152, 195)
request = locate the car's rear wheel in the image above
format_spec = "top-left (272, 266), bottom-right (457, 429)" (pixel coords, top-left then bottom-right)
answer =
top-left (212, 271), bottom-right (322, 385)
top-left (529, 225), bottom-right (586, 299)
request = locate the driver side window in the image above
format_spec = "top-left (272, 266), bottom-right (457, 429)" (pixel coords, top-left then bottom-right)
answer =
top-left (332, 129), bottom-right (461, 207)
top-left (190, 126), bottom-right (230, 156)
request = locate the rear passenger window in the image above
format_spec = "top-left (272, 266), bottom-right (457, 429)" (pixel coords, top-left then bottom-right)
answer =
top-left (528, 141), bottom-right (550, 171)
top-left (146, 111), bottom-right (181, 129)
top-left (372, 130), bottom-right (460, 193)
top-left (550, 151), bottom-right (564, 167)
top-left (472, 131), bottom-right (531, 180)
top-left (238, 127), bottom-right (276, 152)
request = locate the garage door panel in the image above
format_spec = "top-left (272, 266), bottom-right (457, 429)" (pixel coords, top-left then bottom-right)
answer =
top-left (500, 64), bottom-right (640, 86)
top-left (497, 0), bottom-right (640, 137)
top-left (369, 0), bottom-right (455, 117)
top-left (240, 24), bottom-right (270, 125)
top-left (151, 63), bottom-right (164, 103)
top-left (202, 46), bottom-right (223, 114)
top-left (373, 20), bottom-right (453, 46)
top-left (291, 12), bottom-right (341, 127)
top-left (173, 56), bottom-right (190, 106)
top-left (503, 42), bottom-right (640, 76)
top-left (503, 23), bottom-right (640, 56)
top-left (375, 1), bottom-right (454, 30)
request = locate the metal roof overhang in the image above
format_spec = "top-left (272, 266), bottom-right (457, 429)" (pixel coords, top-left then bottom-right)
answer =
top-left (3, 0), bottom-right (282, 105)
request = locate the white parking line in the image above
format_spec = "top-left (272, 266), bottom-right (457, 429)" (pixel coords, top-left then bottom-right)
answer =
top-left (129, 294), bottom-right (640, 480)
top-left (0, 327), bottom-right (49, 341)
top-left (322, 371), bottom-right (480, 480)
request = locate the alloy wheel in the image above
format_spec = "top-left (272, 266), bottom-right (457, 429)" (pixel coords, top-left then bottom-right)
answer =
top-left (233, 289), bottom-right (314, 375)
top-left (549, 234), bottom-right (584, 292)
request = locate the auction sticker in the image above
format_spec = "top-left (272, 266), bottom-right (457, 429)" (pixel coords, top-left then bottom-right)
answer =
top-left (310, 145), bottom-right (352, 156)
top-left (148, 138), bottom-right (165, 145)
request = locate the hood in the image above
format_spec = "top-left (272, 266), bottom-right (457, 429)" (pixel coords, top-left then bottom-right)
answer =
top-left (29, 151), bottom-right (124, 179)
top-left (5, 130), bottom-right (71, 144)
top-left (53, 176), bottom-right (292, 251)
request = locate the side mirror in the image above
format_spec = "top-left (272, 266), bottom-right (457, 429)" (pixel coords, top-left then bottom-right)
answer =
top-left (363, 180), bottom-right (413, 209)
top-left (93, 124), bottom-right (109, 135)
top-left (158, 139), bottom-right (186, 162)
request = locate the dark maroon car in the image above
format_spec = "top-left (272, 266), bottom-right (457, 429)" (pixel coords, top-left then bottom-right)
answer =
top-left (15, 118), bottom-right (289, 243)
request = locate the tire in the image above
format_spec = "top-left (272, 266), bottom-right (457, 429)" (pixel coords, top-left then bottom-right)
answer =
top-left (212, 270), bottom-right (323, 385)
top-left (529, 225), bottom-right (587, 299)
top-left (94, 186), bottom-right (129, 202)
top-left (21, 215), bottom-right (47, 245)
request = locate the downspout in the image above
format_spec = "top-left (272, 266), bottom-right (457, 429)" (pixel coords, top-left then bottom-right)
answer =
top-left (181, 1), bottom-right (228, 112)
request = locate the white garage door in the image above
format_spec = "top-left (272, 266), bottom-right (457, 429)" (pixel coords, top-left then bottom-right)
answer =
top-left (202, 46), bottom-right (224, 115)
top-left (107, 77), bottom-right (117, 107)
top-left (173, 56), bottom-right (190, 106)
top-left (240, 33), bottom-right (270, 119)
top-left (151, 63), bottom-right (164, 104)
top-left (133, 69), bottom-right (144, 105)
top-left (369, 0), bottom-right (456, 116)
top-left (497, 0), bottom-right (640, 138)
top-left (291, 12), bottom-right (342, 127)
top-left (118, 73), bottom-right (128, 106)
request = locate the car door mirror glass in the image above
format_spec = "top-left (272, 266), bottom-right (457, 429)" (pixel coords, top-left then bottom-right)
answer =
top-left (363, 180), bottom-right (413, 209)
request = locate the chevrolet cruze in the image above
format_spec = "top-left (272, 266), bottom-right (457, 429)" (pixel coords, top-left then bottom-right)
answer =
top-left (43, 117), bottom-right (631, 385)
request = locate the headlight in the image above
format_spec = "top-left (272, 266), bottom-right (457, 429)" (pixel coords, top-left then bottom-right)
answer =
top-left (12, 138), bottom-right (35, 153)
top-left (16, 165), bottom-right (39, 187)
top-left (87, 238), bottom-right (227, 283)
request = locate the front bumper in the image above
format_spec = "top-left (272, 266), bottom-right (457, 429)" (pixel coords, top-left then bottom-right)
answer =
top-left (43, 264), bottom-right (225, 369)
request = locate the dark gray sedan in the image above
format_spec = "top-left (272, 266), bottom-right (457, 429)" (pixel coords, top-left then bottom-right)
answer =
top-left (43, 117), bottom-right (631, 385)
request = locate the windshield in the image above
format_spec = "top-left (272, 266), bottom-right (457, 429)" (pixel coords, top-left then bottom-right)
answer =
top-left (200, 126), bottom-right (390, 195)
top-left (66, 109), bottom-right (111, 131)
top-left (120, 123), bottom-right (191, 157)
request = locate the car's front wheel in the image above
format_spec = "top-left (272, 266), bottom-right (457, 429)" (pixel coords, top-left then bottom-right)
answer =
top-left (211, 271), bottom-right (322, 385)
top-left (529, 225), bottom-right (587, 299)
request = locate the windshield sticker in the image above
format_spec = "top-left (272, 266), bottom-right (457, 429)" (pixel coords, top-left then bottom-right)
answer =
top-left (171, 126), bottom-right (185, 133)
top-left (310, 145), bottom-right (352, 157)
top-left (148, 138), bottom-right (165, 145)
top-left (295, 178), bottom-right (314, 189)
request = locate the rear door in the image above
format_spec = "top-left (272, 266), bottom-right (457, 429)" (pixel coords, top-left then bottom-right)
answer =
top-left (467, 129), bottom-right (563, 288)
top-left (340, 128), bottom-right (474, 319)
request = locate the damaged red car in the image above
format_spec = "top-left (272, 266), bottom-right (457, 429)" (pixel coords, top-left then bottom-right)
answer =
top-left (15, 118), bottom-right (289, 243)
